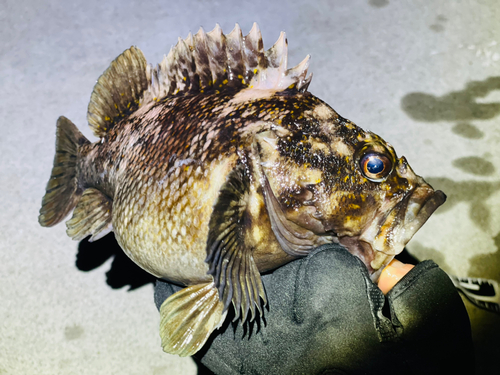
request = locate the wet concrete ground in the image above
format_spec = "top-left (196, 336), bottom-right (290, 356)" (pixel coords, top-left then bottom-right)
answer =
top-left (1, 0), bottom-right (499, 373)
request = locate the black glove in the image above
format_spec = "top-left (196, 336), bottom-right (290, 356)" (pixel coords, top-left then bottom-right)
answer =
top-left (154, 244), bottom-right (474, 374)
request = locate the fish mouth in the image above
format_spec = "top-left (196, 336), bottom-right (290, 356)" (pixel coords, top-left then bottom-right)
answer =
top-left (340, 186), bottom-right (446, 281)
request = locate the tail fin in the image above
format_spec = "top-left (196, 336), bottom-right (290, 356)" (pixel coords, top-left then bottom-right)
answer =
top-left (39, 116), bottom-right (89, 227)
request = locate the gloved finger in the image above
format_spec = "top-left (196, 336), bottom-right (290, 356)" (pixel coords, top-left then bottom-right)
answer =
top-left (385, 260), bottom-right (475, 374)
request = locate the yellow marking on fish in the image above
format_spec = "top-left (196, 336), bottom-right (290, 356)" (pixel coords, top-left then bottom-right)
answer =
top-left (105, 116), bottom-right (111, 122)
top-left (222, 79), bottom-right (228, 85)
top-left (183, 77), bottom-right (187, 81)
top-left (253, 69), bottom-right (258, 74)
top-left (350, 204), bottom-right (360, 209)
top-left (344, 175), bottom-right (349, 182)
top-left (316, 178), bottom-right (321, 184)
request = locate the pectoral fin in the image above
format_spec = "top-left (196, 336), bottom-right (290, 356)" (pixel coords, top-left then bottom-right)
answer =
top-left (159, 282), bottom-right (226, 357)
top-left (206, 165), bottom-right (267, 322)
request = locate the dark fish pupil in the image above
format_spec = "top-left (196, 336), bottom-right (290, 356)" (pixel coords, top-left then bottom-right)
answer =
top-left (367, 158), bottom-right (384, 174)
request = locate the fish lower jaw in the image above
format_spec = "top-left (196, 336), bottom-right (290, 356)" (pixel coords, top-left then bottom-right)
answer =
top-left (363, 237), bottom-right (400, 281)
top-left (338, 236), bottom-right (398, 282)
top-left (369, 251), bottom-right (395, 282)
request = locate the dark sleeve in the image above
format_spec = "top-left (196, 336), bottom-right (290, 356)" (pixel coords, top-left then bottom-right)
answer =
top-left (154, 244), bottom-right (475, 374)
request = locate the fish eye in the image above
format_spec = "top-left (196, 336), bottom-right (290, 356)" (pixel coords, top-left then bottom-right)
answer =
top-left (360, 153), bottom-right (392, 182)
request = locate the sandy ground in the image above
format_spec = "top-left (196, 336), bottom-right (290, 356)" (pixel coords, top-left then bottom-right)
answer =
top-left (1, 0), bottom-right (499, 374)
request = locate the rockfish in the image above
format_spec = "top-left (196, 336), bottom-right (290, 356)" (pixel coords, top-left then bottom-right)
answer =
top-left (39, 23), bottom-right (446, 356)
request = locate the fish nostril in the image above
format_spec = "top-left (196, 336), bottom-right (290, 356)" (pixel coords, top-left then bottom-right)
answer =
top-left (398, 157), bottom-right (408, 175)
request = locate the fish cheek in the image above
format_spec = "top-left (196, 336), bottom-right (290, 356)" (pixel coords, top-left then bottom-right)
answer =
top-left (320, 191), bottom-right (379, 237)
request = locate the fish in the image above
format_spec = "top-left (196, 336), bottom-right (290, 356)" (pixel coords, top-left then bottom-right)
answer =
top-left (39, 23), bottom-right (446, 357)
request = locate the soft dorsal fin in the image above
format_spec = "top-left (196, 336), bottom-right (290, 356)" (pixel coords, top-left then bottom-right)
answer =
top-left (87, 23), bottom-right (313, 138)
top-left (87, 46), bottom-right (149, 138)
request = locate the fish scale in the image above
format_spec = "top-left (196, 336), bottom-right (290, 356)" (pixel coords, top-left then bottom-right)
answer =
top-left (39, 23), bottom-right (445, 357)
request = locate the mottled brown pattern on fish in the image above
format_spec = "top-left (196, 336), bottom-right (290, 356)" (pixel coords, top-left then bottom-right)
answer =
top-left (74, 86), bottom-right (420, 284)
top-left (75, 92), bottom-right (336, 283)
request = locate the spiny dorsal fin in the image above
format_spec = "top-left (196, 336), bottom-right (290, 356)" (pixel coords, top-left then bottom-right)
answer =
top-left (87, 24), bottom-right (312, 138)
top-left (143, 22), bottom-right (313, 102)
top-left (87, 46), bottom-right (149, 138)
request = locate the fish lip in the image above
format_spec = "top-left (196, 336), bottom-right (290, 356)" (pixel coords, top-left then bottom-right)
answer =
top-left (399, 188), bottom-right (446, 242)
top-left (340, 186), bottom-right (446, 278)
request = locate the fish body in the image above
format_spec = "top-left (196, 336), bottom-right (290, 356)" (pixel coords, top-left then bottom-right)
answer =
top-left (39, 24), bottom-right (445, 356)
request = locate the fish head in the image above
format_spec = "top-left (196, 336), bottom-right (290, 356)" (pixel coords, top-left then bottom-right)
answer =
top-left (255, 100), bottom-right (446, 279)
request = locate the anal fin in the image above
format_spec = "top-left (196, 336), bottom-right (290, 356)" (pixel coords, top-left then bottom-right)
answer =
top-left (159, 282), bottom-right (227, 357)
top-left (66, 188), bottom-right (113, 241)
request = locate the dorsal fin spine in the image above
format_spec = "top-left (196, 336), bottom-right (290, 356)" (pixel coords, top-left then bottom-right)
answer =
top-left (225, 24), bottom-right (245, 86)
top-left (144, 22), bottom-right (312, 99)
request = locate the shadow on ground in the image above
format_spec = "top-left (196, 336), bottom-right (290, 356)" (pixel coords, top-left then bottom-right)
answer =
top-left (77, 233), bottom-right (156, 290)
top-left (401, 76), bottom-right (500, 123)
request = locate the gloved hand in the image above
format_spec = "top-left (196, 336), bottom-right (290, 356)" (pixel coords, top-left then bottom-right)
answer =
top-left (154, 244), bottom-right (474, 374)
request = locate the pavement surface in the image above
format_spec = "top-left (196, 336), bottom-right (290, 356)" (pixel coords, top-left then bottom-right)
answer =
top-left (1, 0), bottom-right (499, 374)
